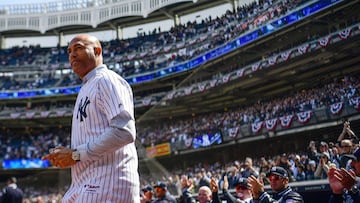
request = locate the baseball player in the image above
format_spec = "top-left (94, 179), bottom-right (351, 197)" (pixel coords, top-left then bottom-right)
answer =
top-left (42, 34), bottom-right (140, 203)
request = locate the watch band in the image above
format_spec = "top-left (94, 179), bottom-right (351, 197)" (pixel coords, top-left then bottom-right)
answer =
top-left (72, 149), bottom-right (80, 162)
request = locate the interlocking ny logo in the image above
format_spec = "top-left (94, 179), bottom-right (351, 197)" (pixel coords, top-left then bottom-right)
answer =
top-left (77, 96), bottom-right (90, 122)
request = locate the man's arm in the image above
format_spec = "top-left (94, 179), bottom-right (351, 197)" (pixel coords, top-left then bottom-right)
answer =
top-left (77, 114), bottom-right (135, 161)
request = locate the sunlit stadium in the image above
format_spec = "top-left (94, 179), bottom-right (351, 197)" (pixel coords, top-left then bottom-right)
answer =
top-left (0, 0), bottom-right (359, 202)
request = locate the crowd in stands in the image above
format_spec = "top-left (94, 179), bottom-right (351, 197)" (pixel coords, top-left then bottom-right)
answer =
top-left (10, 122), bottom-right (360, 202)
top-left (137, 75), bottom-right (360, 146)
top-left (0, 75), bottom-right (358, 160)
top-left (0, 75), bottom-right (358, 161)
top-left (0, 74), bottom-right (358, 202)
top-left (0, 127), bottom-right (71, 161)
top-left (0, 0), bottom-right (309, 91)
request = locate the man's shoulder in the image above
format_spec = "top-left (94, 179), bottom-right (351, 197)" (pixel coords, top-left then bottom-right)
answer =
top-left (283, 190), bottom-right (303, 202)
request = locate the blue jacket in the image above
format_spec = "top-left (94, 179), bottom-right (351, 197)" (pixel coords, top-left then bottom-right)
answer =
top-left (253, 187), bottom-right (303, 203)
top-left (328, 181), bottom-right (360, 203)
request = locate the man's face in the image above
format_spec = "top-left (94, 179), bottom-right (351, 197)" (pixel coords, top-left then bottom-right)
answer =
top-left (67, 37), bottom-right (97, 78)
top-left (235, 184), bottom-right (251, 200)
top-left (197, 188), bottom-right (212, 203)
top-left (144, 191), bottom-right (153, 200)
top-left (350, 160), bottom-right (360, 176)
top-left (269, 174), bottom-right (287, 192)
top-left (154, 187), bottom-right (166, 199)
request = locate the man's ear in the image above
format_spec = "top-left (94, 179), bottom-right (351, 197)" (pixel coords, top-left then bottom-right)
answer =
top-left (94, 47), bottom-right (101, 56)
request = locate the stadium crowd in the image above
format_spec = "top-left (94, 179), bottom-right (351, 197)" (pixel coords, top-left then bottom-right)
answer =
top-left (0, 73), bottom-right (358, 202)
top-left (16, 127), bottom-right (360, 202)
top-left (138, 75), bottom-right (359, 147)
top-left (0, 0), bottom-right (309, 91)
top-left (0, 75), bottom-right (358, 160)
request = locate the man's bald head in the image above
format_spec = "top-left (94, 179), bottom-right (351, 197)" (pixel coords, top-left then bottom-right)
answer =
top-left (70, 34), bottom-right (102, 48)
top-left (68, 34), bottom-right (103, 78)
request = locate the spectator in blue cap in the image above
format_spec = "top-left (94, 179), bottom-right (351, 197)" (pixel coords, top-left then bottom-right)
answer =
top-left (153, 181), bottom-right (177, 203)
top-left (140, 185), bottom-right (153, 203)
top-left (248, 166), bottom-right (304, 203)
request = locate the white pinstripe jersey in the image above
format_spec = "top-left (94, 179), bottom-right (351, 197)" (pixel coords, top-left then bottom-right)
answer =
top-left (63, 65), bottom-right (140, 203)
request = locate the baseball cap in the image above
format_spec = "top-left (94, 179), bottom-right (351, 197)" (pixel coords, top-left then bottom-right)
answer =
top-left (345, 147), bottom-right (360, 161)
top-left (142, 185), bottom-right (153, 193)
top-left (233, 177), bottom-right (250, 189)
top-left (153, 182), bottom-right (167, 190)
top-left (266, 166), bottom-right (288, 178)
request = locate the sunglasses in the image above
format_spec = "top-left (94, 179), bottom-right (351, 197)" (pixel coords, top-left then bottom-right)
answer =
top-left (235, 185), bottom-right (248, 190)
top-left (269, 175), bottom-right (281, 181)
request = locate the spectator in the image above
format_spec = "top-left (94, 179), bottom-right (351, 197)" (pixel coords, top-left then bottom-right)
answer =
top-left (0, 177), bottom-right (24, 203)
top-left (180, 176), bottom-right (220, 203)
top-left (278, 153), bottom-right (294, 181)
top-left (306, 160), bottom-right (317, 180)
top-left (153, 182), bottom-right (177, 203)
top-left (222, 175), bottom-right (254, 203)
top-left (248, 166), bottom-right (304, 203)
top-left (141, 185), bottom-right (154, 203)
top-left (241, 157), bottom-right (259, 178)
top-left (295, 164), bottom-right (306, 182)
top-left (315, 152), bottom-right (332, 179)
top-left (338, 139), bottom-right (353, 169)
top-left (195, 168), bottom-right (211, 192)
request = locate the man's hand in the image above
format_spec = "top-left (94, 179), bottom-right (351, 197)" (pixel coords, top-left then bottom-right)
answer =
top-left (223, 175), bottom-right (229, 190)
top-left (328, 167), bottom-right (344, 194)
top-left (210, 177), bottom-right (218, 192)
top-left (339, 168), bottom-right (356, 190)
top-left (180, 175), bottom-right (193, 190)
top-left (247, 175), bottom-right (264, 199)
top-left (42, 146), bottom-right (76, 168)
top-left (328, 166), bottom-right (356, 194)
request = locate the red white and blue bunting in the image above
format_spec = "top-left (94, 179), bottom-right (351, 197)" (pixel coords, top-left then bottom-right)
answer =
top-left (142, 98), bottom-right (152, 106)
top-left (210, 79), bottom-right (218, 88)
top-left (279, 115), bottom-right (293, 128)
top-left (330, 102), bottom-right (343, 115)
top-left (252, 62), bottom-right (261, 72)
top-left (228, 127), bottom-right (239, 138)
top-left (349, 97), bottom-right (360, 109)
top-left (236, 68), bottom-right (245, 77)
top-left (265, 118), bottom-right (278, 131)
top-left (339, 28), bottom-right (352, 40)
top-left (268, 55), bottom-right (279, 66)
top-left (281, 50), bottom-right (292, 62)
top-left (222, 74), bottom-right (231, 83)
top-left (251, 121), bottom-right (263, 134)
top-left (296, 111), bottom-right (312, 124)
top-left (184, 87), bottom-right (193, 95)
top-left (297, 44), bottom-right (309, 55)
top-left (198, 83), bottom-right (206, 92)
top-left (318, 36), bottom-right (331, 47)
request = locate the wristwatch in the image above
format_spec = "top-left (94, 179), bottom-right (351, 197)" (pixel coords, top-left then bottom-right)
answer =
top-left (350, 185), bottom-right (359, 195)
top-left (72, 149), bottom-right (80, 162)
